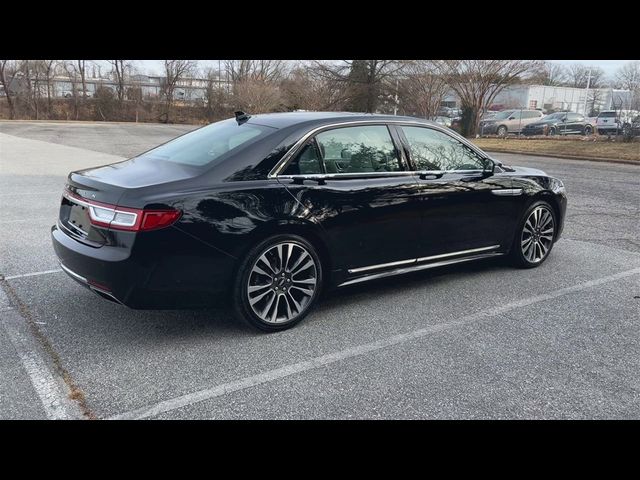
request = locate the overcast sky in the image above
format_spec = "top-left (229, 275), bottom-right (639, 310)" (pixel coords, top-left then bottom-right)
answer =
top-left (96, 59), bottom-right (634, 78)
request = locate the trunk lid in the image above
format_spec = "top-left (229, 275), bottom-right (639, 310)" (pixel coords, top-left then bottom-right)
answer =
top-left (58, 156), bottom-right (198, 247)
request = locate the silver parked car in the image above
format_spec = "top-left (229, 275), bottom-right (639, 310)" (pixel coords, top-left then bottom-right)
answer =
top-left (479, 109), bottom-right (544, 136)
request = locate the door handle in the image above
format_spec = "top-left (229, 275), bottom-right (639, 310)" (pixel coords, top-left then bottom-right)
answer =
top-left (418, 171), bottom-right (445, 180)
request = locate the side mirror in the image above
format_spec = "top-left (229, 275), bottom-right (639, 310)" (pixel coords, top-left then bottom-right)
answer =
top-left (483, 158), bottom-right (496, 175)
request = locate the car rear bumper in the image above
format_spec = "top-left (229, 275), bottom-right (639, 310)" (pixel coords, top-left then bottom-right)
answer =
top-left (51, 222), bottom-right (236, 309)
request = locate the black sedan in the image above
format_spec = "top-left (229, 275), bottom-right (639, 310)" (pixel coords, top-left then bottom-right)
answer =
top-left (522, 112), bottom-right (593, 136)
top-left (52, 112), bottom-right (567, 331)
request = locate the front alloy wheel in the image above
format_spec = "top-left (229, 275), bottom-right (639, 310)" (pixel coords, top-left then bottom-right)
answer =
top-left (233, 235), bottom-right (322, 331)
top-left (511, 201), bottom-right (556, 268)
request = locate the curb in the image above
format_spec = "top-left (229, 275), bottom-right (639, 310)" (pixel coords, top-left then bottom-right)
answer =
top-left (485, 149), bottom-right (640, 166)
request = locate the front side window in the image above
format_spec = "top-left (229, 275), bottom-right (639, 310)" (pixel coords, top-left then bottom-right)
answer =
top-left (401, 126), bottom-right (490, 172)
top-left (139, 119), bottom-right (273, 167)
top-left (315, 125), bottom-right (401, 174)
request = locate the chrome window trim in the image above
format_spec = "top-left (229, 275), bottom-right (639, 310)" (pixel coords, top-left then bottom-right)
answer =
top-left (268, 119), bottom-right (494, 179)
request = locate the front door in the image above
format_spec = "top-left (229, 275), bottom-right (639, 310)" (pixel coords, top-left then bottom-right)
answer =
top-left (397, 125), bottom-right (518, 258)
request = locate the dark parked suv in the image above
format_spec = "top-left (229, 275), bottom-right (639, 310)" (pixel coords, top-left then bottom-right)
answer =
top-left (522, 112), bottom-right (594, 136)
top-left (52, 112), bottom-right (567, 331)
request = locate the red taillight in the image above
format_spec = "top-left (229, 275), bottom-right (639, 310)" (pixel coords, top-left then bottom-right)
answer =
top-left (139, 210), bottom-right (182, 231)
top-left (64, 190), bottom-right (181, 232)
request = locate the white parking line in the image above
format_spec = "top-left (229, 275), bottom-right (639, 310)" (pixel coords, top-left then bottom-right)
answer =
top-left (3, 269), bottom-right (62, 280)
top-left (0, 289), bottom-right (75, 419)
top-left (108, 266), bottom-right (640, 420)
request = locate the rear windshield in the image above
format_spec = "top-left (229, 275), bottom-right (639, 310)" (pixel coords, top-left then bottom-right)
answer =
top-left (598, 112), bottom-right (617, 118)
top-left (138, 120), bottom-right (274, 167)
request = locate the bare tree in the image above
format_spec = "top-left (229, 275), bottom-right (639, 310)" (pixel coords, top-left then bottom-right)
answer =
top-left (398, 60), bottom-right (449, 119)
top-left (280, 64), bottom-right (344, 111)
top-left (63, 61), bottom-right (81, 119)
top-left (312, 60), bottom-right (406, 113)
top-left (526, 61), bottom-right (568, 86)
top-left (0, 60), bottom-right (17, 119)
top-left (162, 60), bottom-right (197, 122)
top-left (109, 60), bottom-right (131, 104)
top-left (76, 60), bottom-right (88, 97)
top-left (42, 60), bottom-right (58, 115)
top-left (203, 67), bottom-right (231, 121)
top-left (566, 64), bottom-right (606, 88)
top-left (434, 60), bottom-right (540, 136)
top-left (614, 61), bottom-right (640, 110)
top-left (225, 60), bottom-right (287, 84)
top-left (232, 79), bottom-right (282, 113)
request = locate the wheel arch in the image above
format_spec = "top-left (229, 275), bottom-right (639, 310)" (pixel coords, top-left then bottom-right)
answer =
top-left (530, 190), bottom-right (561, 241)
top-left (233, 219), bottom-right (333, 284)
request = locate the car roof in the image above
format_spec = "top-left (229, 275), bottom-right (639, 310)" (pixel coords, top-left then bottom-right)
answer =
top-left (244, 111), bottom-right (434, 129)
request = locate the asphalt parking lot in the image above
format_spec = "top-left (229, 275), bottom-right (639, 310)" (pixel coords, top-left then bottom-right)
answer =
top-left (1, 121), bottom-right (639, 420)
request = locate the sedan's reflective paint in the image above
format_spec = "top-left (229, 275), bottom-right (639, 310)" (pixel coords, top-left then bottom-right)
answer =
top-left (51, 112), bottom-right (567, 312)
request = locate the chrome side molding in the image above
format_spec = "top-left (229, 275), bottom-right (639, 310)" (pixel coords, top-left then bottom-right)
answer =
top-left (348, 245), bottom-right (500, 274)
top-left (491, 188), bottom-right (523, 196)
top-left (339, 252), bottom-right (504, 287)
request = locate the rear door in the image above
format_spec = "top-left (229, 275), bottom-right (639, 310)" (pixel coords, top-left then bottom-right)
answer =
top-left (396, 124), bottom-right (518, 258)
top-left (565, 113), bottom-right (583, 133)
top-left (277, 124), bottom-right (423, 274)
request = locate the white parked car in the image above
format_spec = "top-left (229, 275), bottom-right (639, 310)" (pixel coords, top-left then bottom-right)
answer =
top-left (596, 111), bottom-right (621, 135)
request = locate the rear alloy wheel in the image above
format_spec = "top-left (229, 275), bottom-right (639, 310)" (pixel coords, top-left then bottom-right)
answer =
top-left (233, 235), bottom-right (322, 331)
top-left (497, 125), bottom-right (508, 137)
top-left (511, 201), bottom-right (556, 268)
top-left (584, 125), bottom-right (593, 135)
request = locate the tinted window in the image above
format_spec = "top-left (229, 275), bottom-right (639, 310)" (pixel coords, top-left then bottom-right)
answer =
top-left (402, 126), bottom-right (490, 171)
top-left (493, 110), bottom-right (516, 120)
top-left (315, 125), bottom-right (401, 174)
top-left (282, 141), bottom-right (323, 175)
top-left (599, 112), bottom-right (617, 118)
top-left (139, 120), bottom-right (272, 167)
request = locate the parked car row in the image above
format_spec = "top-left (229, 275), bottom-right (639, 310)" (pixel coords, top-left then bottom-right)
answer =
top-left (479, 109), bottom-right (545, 136)
top-left (521, 112), bottom-right (594, 136)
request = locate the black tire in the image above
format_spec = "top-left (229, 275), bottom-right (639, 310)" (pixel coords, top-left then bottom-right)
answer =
top-left (510, 200), bottom-right (557, 269)
top-left (232, 234), bottom-right (323, 332)
top-left (547, 127), bottom-right (556, 136)
top-left (584, 125), bottom-right (593, 135)
top-left (497, 125), bottom-right (508, 137)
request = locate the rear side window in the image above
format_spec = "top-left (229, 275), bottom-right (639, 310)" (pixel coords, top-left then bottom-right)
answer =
top-left (282, 141), bottom-right (323, 175)
top-left (139, 120), bottom-right (273, 167)
top-left (315, 125), bottom-right (401, 174)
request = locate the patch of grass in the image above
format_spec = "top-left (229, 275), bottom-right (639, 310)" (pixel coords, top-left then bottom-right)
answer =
top-left (471, 137), bottom-right (640, 162)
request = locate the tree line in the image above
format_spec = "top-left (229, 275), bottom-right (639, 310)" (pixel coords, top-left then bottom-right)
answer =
top-left (1, 60), bottom-right (638, 137)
